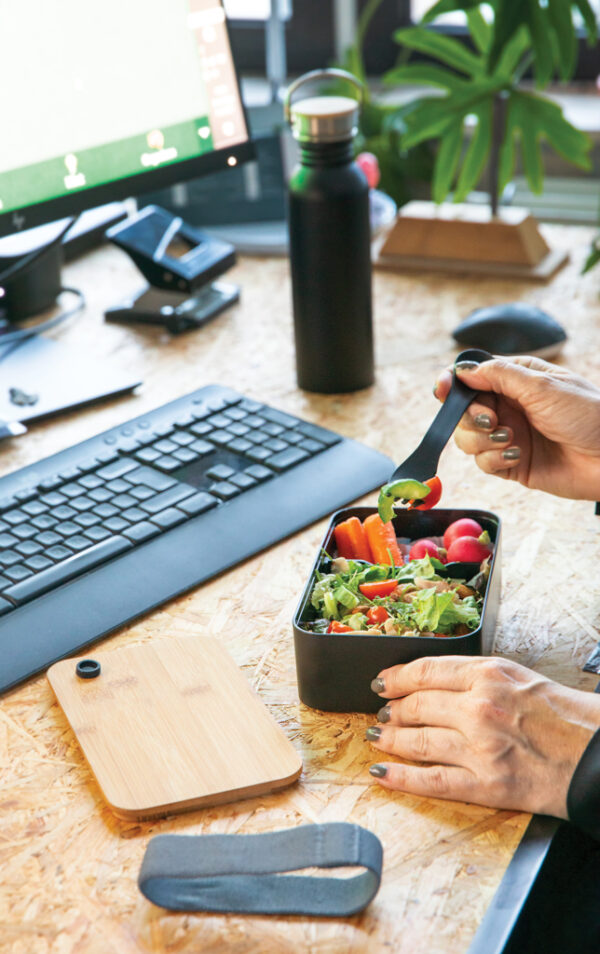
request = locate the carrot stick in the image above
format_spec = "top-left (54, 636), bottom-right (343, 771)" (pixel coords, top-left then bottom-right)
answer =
top-left (344, 516), bottom-right (372, 561)
top-left (334, 520), bottom-right (355, 558)
top-left (363, 514), bottom-right (403, 566)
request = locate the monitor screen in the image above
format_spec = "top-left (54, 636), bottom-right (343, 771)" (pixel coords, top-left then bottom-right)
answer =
top-left (0, 0), bottom-right (253, 236)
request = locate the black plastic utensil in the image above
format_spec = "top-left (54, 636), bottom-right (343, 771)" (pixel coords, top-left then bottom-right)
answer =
top-left (389, 348), bottom-right (493, 483)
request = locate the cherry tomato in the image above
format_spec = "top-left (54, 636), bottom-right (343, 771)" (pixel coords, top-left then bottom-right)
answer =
top-left (359, 579), bottom-right (398, 599)
top-left (327, 621), bottom-right (354, 633)
top-left (443, 518), bottom-right (483, 550)
top-left (366, 605), bottom-right (390, 625)
top-left (409, 475), bottom-right (442, 511)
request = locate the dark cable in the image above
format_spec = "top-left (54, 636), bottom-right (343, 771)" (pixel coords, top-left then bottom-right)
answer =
top-left (0, 217), bottom-right (75, 286)
top-left (0, 286), bottom-right (86, 349)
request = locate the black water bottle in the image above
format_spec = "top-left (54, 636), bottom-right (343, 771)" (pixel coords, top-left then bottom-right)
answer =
top-left (285, 70), bottom-right (374, 394)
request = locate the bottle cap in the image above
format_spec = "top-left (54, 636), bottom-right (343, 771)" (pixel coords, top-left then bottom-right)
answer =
top-left (284, 69), bottom-right (364, 145)
top-left (290, 96), bottom-right (359, 143)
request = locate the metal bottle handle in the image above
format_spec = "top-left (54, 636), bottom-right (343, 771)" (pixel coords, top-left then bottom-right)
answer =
top-left (283, 69), bottom-right (365, 124)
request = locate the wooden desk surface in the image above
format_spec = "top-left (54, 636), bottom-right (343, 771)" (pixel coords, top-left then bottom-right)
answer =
top-left (2, 226), bottom-right (600, 954)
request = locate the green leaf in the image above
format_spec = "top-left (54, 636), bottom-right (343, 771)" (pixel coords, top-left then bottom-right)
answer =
top-left (519, 92), bottom-right (592, 168)
top-left (519, 124), bottom-right (544, 194)
top-left (394, 26), bottom-right (483, 77)
top-left (488, 0), bottom-right (527, 74)
top-left (466, 8), bottom-right (492, 54)
top-left (421, 0), bottom-right (481, 24)
top-left (400, 97), bottom-right (461, 148)
top-left (453, 100), bottom-right (493, 201)
top-left (574, 0), bottom-right (599, 42)
top-left (547, 0), bottom-right (577, 79)
top-left (582, 238), bottom-right (600, 274)
top-left (383, 63), bottom-right (468, 91)
top-left (492, 24), bottom-right (530, 78)
top-left (525, 0), bottom-right (557, 86)
top-left (497, 98), bottom-right (518, 195)
top-left (432, 118), bottom-right (464, 202)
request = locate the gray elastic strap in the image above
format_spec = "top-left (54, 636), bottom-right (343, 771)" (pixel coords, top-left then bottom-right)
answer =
top-left (138, 822), bottom-right (383, 917)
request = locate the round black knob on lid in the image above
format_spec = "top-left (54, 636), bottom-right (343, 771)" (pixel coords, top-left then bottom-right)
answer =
top-left (76, 659), bottom-right (101, 679)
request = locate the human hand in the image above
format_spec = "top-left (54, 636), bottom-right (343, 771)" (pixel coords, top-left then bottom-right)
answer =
top-left (434, 356), bottom-right (600, 500)
top-left (366, 656), bottom-right (600, 817)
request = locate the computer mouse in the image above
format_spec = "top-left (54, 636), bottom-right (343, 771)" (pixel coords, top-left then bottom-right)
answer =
top-left (452, 303), bottom-right (567, 359)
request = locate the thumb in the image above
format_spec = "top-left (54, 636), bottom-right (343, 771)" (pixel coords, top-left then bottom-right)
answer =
top-left (455, 357), bottom-right (548, 401)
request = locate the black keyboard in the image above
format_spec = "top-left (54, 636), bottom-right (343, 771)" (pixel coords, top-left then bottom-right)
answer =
top-left (0, 385), bottom-right (391, 693)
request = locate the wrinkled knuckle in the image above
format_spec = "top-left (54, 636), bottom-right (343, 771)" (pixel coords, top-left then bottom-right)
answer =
top-left (471, 695), bottom-right (497, 724)
top-left (404, 693), bottom-right (423, 724)
top-left (412, 656), bottom-right (435, 689)
top-left (427, 766), bottom-right (451, 797)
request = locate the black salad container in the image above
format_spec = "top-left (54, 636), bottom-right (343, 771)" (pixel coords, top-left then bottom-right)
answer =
top-left (293, 507), bottom-right (501, 713)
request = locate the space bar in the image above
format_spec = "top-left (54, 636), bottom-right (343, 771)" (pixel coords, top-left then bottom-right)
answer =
top-left (4, 536), bottom-right (133, 605)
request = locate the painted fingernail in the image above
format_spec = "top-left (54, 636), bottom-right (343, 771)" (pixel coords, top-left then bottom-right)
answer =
top-left (432, 381), bottom-right (438, 397)
top-left (490, 428), bottom-right (510, 443)
top-left (371, 677), bottom-right (385, 693)
top-left (503, 446), bottom-right (521, 460)
top-left (474, 413), bottom-right (492, 429)
top-left (369, 764), bottom-right (388, 778)
top-left (365, 726), bottom-right (382, 741)
top-left (455, 360), bottom-right (479, 372)
top-left (377, 705), bottom-right (392, 723)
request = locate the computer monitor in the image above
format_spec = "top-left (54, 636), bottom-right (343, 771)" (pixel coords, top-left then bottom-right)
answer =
top-left (0, 0), bottom-right (253, 238)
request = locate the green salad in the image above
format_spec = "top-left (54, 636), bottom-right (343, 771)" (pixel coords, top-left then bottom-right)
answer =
top-left (305, 554), bottom-right (488, 638)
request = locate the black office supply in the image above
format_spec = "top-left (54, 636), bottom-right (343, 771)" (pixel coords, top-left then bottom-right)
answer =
top-left (453, 303), bottom-right (567, 359)
top-left (0, 385), bottom-right (392, 694)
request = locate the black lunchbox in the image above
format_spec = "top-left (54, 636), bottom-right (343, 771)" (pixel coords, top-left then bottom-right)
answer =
top-left (293, 507), bottom-right (501, 713)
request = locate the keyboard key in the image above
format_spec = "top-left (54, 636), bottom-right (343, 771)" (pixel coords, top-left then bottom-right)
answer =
top-left (130, 485), bottom-right (155, 501)
top-left (136, 447), bottom-right (161, 463)
top-left (230, 473), bottom-right (256, 490)
top-left (0, 575), bottom-right (11, 590)
top-left (61, 483), bottom-right (87, 499)
top-left (282, 430), bottom-right (303, 445)
top-left (3, 509), bottom-right (28, 526)
top-left (244, 464), bottom-right (273, 482)
top-left (121, 507), bottom-right (147, 523)
top-left (262, 422), bottom-right (285, 436)
top-left (246, 431), bottom-right (270, 445)
top-left (5, 536), bottom-right (133, 604)
top-left (83, 526), bottom-right (112, 542)
top-left (25, 555), bottom-right (53, 572)
top-left (111, 493), bottom-right (137, 510)
top-left (244, 415), bottom-right (266, 428)
top-left (260, 407), bottom-right (299, 429)
top-left (299, 438), bottom-right (325, 454)
top-left (14, 488), bottom-right (37, 503)
top-left (67, 535), bottom-right (93, 552)
top-left (207, 414), bottom-right (231, 428)
top-left (172, 431), bottom-right (195, 446)
top-left (79, 474), bottom-right (104, 489)
top-left (141, 485), bottom-right (195, 515)
top-left (104, 517), bottom-right (130, 533)
top-left (227, 422), bottom-right (250, 438)
top-left (122, 521), bottom-right (161, 543)
top-left (174, 413), bottom-right (195, 428)
top-left (40, 490), bottom-right (67, 507)
top-left (190, 406), bottom-right (211, 420)
top-left (224, 407), bottom-right (247, 421)
top-left (97, 458), bottom-right (139, 480)
top-left (238, 399), bottom-right (263, 413)
top-left (205, 464), bottom-right (236, 480)
top-left (75, 513), bottom-right (101, 528)
top-left (228, 438), bottom-right (252, 454)
top-left (265, 447), bottom-right (309, 471)
top-left (12, 524), bottom-right (37, 540)
top-left (35, 531), bottom-right (62, 547)
top-left (246, 446), bottom-right (271, 462)
top-left (124, 466), bottom-right (176, 491)
top-left (88, 487), bottom-right (113, 503)
top-left (55, 521), bottom-right (81, 538)
top-left (0, 597), bottom-right (13, 615)
top-left (210, 481), bottom-right (240, 501)
top-left (46, 545), bottom-right (73, 561)
top-left (296, 422), bottom-right (341, 446)
top-left (59, 467), bottom-right (82, 481)
top-left (177, 492), bottom-right (219, 516)
top-left (32, 514), bottom-right (58, 530)
top-left (16, 540), bottom-right (43, 557)
top-left (117, 438), bottom-right (141, 454)
top-left (191, 421), bottom-right (213, 437)
top-left (4, 564), bottom-right (34, 583)
top-left (150, 507), bottom-right (187, 529)
top-left (94, 503), bottom-right (119, 519)
top-left (153, 423), bottom-right (175, 438)
top-left (190, 439), bottom-right (214, 456)
top-left (51, 504), bottom-right (77, 521)
top-left (37, 476), bottom-right (62, 492)
top-left (0, 550), bottom-right (21, 567)
top-left (22, 499), bottom-right (49, 516)
top-left (70, 496), bottom-right (96, 512)
top-left (0, 532), bottom-right (18, 548)
top-left (95, 449), bottom-right (120, 464)
top-left (173, 448), bottom-right (197, 464)
top-left (153, 438), bottom-right (178, 454)
top-left (155, 455), bottom-right (180, 472)
top-left (264, 438), bottom-right (288, 453)
top-left (106, 478), bottom-right (131, 493)
top-left (209, 430), bottom-right (234, 446)
top-left (0, 519), bottom-right (8, 532)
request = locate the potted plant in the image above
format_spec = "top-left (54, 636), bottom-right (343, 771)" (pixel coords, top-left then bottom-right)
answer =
top-left (374, 0), bottom-right (598, 278)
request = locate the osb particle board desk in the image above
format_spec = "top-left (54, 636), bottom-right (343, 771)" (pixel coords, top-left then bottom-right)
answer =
top-left (2, 225), bottom-right (600, 954)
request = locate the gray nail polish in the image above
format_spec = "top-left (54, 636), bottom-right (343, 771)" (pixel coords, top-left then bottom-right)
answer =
top-left (365, 726), bottom-right (382, 741)
top-left (369, 764), bottom-right (388, 778)
top-left (474, 413), bottom-right (492, 429)
top-left (377, 705), bottom-right (392, 723)
top-left (503, 446), bottom-right (521, 460)
top-left (455, 360), bottom-right (479, 371)
top-left (490, 428), bottom-right (510, 443)
top-left (371, 677), bottom-right (385, 693)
